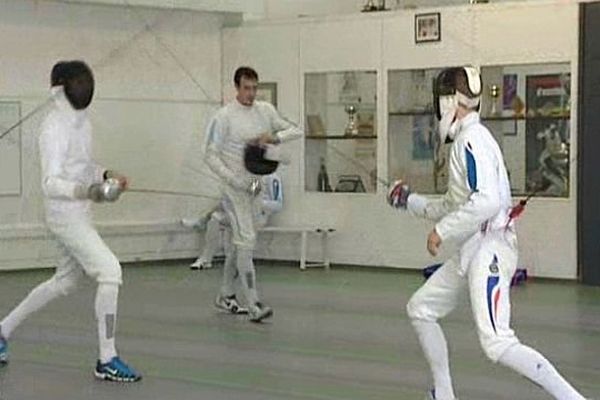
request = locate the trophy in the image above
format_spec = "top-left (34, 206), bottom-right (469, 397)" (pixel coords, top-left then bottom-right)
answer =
top-left (344, 105), bottom-right (359, 136)
top-left (489, 84), bottom-right (500, 116)
top-left (362, 0), bottom-right (377, 12)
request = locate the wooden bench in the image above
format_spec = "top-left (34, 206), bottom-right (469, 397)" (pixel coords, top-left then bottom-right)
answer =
top-left (259, 226), bottom-right (335, 270)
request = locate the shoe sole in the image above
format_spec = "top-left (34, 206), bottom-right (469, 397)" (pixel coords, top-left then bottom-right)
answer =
top-left (94, 370), bottom-right (142, 382)
top-left (190, 265), bottom-right (213, 270)
top-left (249, 308), bottom-right (273, 323)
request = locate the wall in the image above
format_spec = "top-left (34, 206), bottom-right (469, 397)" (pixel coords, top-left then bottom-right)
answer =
top-left (0, 0), bottom-right (224, 269)
top-left (223, 1), bottom-right (580, 279)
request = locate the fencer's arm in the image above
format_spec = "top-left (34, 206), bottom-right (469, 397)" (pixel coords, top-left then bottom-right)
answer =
top-left (405, 144), bottom-right (464, 221)
top-left (87, 161), bottom-right (106, 185)
top-left (39, 121), bottom-right (83, 200)
top-left (275, 124), bottom-right (303, 143)
top-left (434, 143), bottom-right (501, 242)
top-left (406, 193), bottom-right (452, 221)
top-left (266, 103), bottom-right (304, 143)
top-left (203, 117), bottom-right (247, 191)
top-left (204, 146), bottom-right (247, 191)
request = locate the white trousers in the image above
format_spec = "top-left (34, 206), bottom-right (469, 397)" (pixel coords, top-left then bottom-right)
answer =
top-left (407, 230), bottom-right (520, 361)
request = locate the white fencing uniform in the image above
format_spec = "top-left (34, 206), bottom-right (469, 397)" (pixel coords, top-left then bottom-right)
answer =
top-left (0, 89), bottom-right (121, 363)
top-left (405, 112), bottom-right (586, 400)
top-left (205, 99), bottom-right (301, 306)
top-left (407, 112), bottom-right (519, 361)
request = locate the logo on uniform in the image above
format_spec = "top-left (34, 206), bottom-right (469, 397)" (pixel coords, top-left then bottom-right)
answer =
top-left (489, 254), bottom-right (499, 274)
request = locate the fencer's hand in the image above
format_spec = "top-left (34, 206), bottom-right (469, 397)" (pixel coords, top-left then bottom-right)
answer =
top-left (427, 229), bottom-right (442, 256)
top-left (256, 132), bottom-right (277, 145)
top-left (105, 170), bottom-right (129, 191)
top-left (87, 178), bottom-right (123, 203)
top-left (248, 178), bottom-right (262, 197)
top-left (387, 180), bottom-right (411, 209)
top-left (87, 183), bottom-right (105, 203)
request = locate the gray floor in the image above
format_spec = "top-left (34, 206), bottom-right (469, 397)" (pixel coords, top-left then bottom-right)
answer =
top-left (0, 262), bottom-right (598, 400)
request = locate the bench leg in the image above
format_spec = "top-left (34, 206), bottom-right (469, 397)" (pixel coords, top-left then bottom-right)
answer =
top-left (322, 231), bottom-right (330, 271)
top-left (300, 231), bottom-right (307, 270)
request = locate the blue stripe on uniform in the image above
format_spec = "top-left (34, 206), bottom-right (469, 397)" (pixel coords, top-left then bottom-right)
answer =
top-left (486, 276), bottom-right (500, 333)
top-left (466, 144), bottom-right (478, 191)
top-left (272, 179), bottom-right (280, 200)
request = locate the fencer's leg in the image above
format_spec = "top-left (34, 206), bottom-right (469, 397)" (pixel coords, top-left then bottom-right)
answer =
top-left (1, 253), bottom-right (82, 339)
top-left (469, 239), bottom-right (586, 400)
top-left (220, 228), bottom-right (237, 297)
top-left (221, 192), bottom-right (270, 321)
top-left (237, 246), bottom-right (272, 322)
top-left (49, 220), bottom-right (140, 382)
top-left (406, 257), bottom-right (465, 400)
top-left (236, 246), bottom-right (259, 306)
top-left (96, 283), bottom-right (118, 363)
top-left (191, 213), bottom-right (223, 270)
top-left (498, 345), bottom-right (586, 400)
top-left (221, 193), bottom-right (258, 305)
top-left (215, 228), bottom-right (248, 314)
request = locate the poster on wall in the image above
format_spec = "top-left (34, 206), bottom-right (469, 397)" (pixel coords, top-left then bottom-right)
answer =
top-left (502, 74), bottom-right (517, 111)
top-left (525, 73), bottom-right (571, 197)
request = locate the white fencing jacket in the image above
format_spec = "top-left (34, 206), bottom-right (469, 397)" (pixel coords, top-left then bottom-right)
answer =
top-left (39, 88), bottom-right (105, 222)
top-left (408, 112), bottom-right (514, 245)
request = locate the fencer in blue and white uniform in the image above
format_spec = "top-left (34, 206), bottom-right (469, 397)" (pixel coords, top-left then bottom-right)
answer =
top-left (388, 66), bottom-right (587, 400)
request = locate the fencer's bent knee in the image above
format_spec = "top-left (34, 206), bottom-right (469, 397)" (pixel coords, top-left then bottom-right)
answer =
top-left (233, 234), bottom-right (256, 250)
top-left (478, 333), bottom-right (520, 362)
top-left (94, 255), bottom-right (122, 285)
top-left (406, 293), bottom-right (427, 321)
top-left (49, 274), bottom-right (80, 296)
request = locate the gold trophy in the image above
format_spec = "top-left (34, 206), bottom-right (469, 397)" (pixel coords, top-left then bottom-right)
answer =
top-left (344, 105), bottom-right (359, 136)
top-left (489, 84), bottom-right (500, 116)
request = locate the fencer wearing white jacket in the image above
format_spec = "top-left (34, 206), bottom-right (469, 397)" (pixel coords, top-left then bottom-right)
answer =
top-left (205, 100), bottom-right (300, 249)
top-left (406, 111), bottom-right (520, 360)
top-left (205, 68), bottom-right (302, 322)
top-left (394, 66), bottom-right (586, 400)
top-left (0, 63), bottom-right (140, 382)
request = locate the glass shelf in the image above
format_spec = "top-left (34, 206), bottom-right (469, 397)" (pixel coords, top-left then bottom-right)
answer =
top-left (481, 115), bottom-right (570, 121)
top-left (306, 135), bottom-right (378, 140)
top-left (304, 71), bottom-right (378, 193)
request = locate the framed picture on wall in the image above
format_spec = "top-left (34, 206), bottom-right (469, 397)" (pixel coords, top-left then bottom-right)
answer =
top-left (256, 82), bottom-right (278, 107)
top-left (415, 13), bottom-right (441, 44)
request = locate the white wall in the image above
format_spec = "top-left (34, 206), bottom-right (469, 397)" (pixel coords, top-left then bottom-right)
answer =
top-left (0, 0), bottom-right (224, 269)
top-left (224, 1), bottom-right (580, 279)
